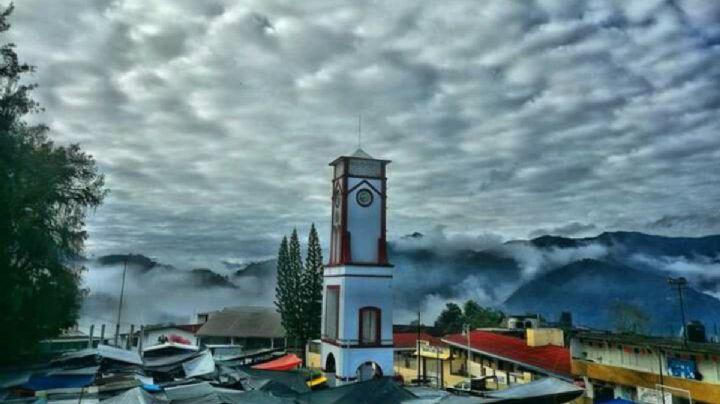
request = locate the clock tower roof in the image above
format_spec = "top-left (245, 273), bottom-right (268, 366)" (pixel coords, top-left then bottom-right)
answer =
top-left (350, 147), bottom-right (373, 159)
top-left (329, 148), bottom-right (391, 166)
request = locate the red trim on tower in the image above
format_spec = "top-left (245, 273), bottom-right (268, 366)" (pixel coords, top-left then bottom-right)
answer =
top-left (379, 167), bottom-right (388, 265)
top-left (340, 173), bottom-right (349, 264)
top-left (329, 180), bottom-right (337, 266)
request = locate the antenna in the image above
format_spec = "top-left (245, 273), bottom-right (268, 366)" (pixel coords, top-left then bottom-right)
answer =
top-left (358, 115), bottom-right (362, 149)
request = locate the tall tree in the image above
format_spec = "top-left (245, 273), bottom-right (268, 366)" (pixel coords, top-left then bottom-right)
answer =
top-left (463, 300), bottom-right (505, 329)
top-left (300, 223), bottom-right (323, 341)
top-left (274, 236), bottom-right (291, 336)
top-left (434, 303), bottom-right (464, 335)
top-left (434, 300), bottom-right (505, 335)
top-left (0, 4), bottom-right (106, 363)
top-left (287, 228), bottom-right (304, 339)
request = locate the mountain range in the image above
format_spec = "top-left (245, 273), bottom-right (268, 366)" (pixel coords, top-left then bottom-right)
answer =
top-left (80, 231), bottom-right (720, 335)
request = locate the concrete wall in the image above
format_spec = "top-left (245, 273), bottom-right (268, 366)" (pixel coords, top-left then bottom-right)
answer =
top-left (526, 328), bottom-right (564, 347)
top-left (142, 328), bottom-right (197, 347)
top-left (346, 177), bottom-right (382, 263)
top-left (321, 342), bottom-right (394, 379)
top-left (321, 266), bottom-right (393, 346)
top-left (572, 338), bottom-right (720, 403)
top-left (321, 265), bottom-right (394, 379)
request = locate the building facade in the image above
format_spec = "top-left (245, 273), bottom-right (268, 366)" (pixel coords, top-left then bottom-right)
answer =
top-left (571, 332), bottom-right (720, 403)
top-left (321, 148), bottom-right (394, 382)
top-left (195, 306), bottom-right (286, 349)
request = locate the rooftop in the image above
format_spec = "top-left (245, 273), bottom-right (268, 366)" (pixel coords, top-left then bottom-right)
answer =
top-left (443, 330), bottom-right (572, 379)
top-left (350, 147), bottom-right (373, 159)
top-left (393, 332), bottom-right (443, 349)
top-left (196, 306), bottom-right (285, 338)
top-left (575, 331), bottom-right (720, 355)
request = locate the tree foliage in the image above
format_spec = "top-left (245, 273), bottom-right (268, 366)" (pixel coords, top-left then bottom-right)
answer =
top-left (287, 229), bottom-right (304, 337)
top-left (463, 300), bottom-right (505, 329)
top-left (300, 223), bottom-right (323, 340)
top-left (274, 225), bottom-right (324, 351)
top-left (274, 236), bottom-right (292, 335)
top-left (609, 302), bottom-right (650, 335)
top-left (0, 4), bottom-right (106, 363)
top-left (434, 300), bottom-right (505, 335)
top-left (434, 303), bottom-right (464, 335)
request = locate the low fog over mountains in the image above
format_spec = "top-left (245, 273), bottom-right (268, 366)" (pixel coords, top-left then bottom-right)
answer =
top-left (79, 231), bottom-right (720, 335)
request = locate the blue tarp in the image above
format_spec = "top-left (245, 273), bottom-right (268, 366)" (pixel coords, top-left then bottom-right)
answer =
top-left (598, 399), bottom-right (636, 404)
top-left (21, 373), bottom-right (95, 391)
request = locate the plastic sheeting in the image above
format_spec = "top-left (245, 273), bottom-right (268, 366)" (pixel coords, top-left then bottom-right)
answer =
top-left (97, 345), bottom-right (143, 366)
top-left (182, 351), bottom-right (216, 378)
top-left (481, 377), bottom-right (585, 404)
top-left (251, 354), bottom-right (301, 371)
top-left (100, 387), bottom-right (168, 404)
top-left (484, 377), bottom-right (583, 399)
top-left (297, 377), bottom-right (417, 404)
top-left (21, 373), bottom-right (95, 391)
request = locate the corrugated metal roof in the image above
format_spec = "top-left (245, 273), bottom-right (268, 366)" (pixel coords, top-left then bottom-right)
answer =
top-left (196, 306), bottom-right (285, 338)
top-left (393, 332), bottom-right (442, 349)
top-left (443, 330), bottom-right (571, 378)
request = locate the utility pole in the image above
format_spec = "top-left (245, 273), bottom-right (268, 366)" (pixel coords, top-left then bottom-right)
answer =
top-left (657, 348), bottom-right (665, 403)
top-left (114, 255), bottom-right (129, 347)
top-left (463, 323), bottom-right (471, 387)
top-left (668, 277), bottom-right (688, 346)
top-left (416, 310), bottom-right (421, 383)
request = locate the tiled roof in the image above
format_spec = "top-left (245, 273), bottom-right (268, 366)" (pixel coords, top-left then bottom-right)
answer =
top-left (443, 331), bottom-right (571, 378)
top-left (393, 332), bottom-right (442, 349)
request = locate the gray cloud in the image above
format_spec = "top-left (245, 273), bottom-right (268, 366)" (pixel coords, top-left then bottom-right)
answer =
top-left (528, 222), bottom-right (599, 238)
top-left (5, 0), bottom-right (720, 271)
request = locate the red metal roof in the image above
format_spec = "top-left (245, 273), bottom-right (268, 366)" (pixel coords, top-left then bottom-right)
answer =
top-left (393, 332), bottom-right (442, 348)
top-left (443, 331), bottom-right (571, 377)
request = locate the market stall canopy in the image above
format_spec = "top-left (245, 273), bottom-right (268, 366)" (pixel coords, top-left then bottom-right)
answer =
top-left (251, 354), bottom-right (301, 371)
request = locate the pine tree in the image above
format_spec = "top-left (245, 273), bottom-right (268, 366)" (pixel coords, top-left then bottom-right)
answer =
top-left (302, 223), bottom-right (324, 340)
top-left (274, 236), bottom-right (292, 336)
top-left (287, 229), bottom-right (304, 340)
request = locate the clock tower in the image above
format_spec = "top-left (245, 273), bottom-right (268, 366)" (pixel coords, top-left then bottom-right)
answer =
top-left (321, 147), bottom-right (394, 382)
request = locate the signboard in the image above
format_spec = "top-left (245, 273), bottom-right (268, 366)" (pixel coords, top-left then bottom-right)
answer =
top-left (415, 341), bottom-right (450, 360)
top-left (637, 386), bottom-right (672, 404)
top-left (667, 357), bottom-right (698, 379)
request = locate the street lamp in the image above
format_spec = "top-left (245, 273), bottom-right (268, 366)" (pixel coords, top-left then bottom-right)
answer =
top-left (668, 277), bottom-right (688, 346)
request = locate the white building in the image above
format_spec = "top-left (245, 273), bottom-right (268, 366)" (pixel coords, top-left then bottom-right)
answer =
top-left (321, 148), bottom-right (394, 382)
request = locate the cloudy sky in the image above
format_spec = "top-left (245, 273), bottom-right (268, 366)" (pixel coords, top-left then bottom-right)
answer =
top-left (7, 0), bottom-right (720, 268)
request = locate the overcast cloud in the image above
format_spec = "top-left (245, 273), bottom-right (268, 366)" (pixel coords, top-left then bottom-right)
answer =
top-left (7, 0), bottom-right (720, 268)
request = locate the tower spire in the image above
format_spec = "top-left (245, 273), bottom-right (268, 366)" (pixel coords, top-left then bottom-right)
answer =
top-left (358, 115), bottom-right (362, 149)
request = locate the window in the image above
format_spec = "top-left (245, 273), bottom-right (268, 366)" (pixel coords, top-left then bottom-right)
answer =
top-left (325, 286), bottom-right (339, 339)
top-left (359, 307), bottom-right (381, 345)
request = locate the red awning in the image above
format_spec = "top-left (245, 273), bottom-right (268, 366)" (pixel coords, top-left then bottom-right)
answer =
top-left (251, 354), bottom-right (302, 371)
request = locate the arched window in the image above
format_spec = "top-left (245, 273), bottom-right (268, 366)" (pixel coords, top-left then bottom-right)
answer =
top-left (359, 307), bottom-right (381, 345)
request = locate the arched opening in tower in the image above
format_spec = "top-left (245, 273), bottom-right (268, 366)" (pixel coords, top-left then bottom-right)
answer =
top-left (325, 353), bottom-right (336, 373)
top-left (356, 361), bottom-right (383, 381)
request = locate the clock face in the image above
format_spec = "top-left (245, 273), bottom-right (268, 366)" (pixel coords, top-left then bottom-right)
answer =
top-left (356, 189), bottom-right (373, 207)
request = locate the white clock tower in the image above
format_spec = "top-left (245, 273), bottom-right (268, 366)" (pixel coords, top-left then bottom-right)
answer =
top-left (321, 148), bottom-right (394, 382)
